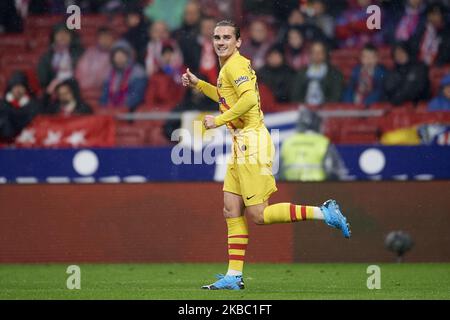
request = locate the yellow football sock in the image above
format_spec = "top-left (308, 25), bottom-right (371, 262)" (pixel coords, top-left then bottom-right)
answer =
top-left (226, 216), bottom-right (248, 274)
top-left (263, 203), bottom-right (324, 224)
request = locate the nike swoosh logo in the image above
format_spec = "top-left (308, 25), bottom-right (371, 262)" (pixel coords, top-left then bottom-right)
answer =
top-left (246, 195), bottom-right (256, 200)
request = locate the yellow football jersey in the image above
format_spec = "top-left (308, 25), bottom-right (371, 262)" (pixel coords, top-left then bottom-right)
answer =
top-left (215, 51), bottom-right (264, 131)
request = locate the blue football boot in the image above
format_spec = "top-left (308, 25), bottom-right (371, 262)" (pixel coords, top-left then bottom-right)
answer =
top-left (321, 199), bottom-right (351, 238)
top-left (201, 274), bottom-right (244, 290)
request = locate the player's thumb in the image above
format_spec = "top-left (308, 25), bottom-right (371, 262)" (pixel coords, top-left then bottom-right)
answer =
top-left (186, 68), bottom-right (193, 78)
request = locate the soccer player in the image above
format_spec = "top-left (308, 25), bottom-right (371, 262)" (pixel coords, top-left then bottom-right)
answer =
top-left (181, 20), bottom-right (351, 291)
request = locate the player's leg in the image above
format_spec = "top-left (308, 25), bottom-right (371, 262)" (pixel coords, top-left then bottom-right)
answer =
top-left (202, 192), bottom-right (247, 290)
top-left (246, 199), bottom-right (351, 238)
top-left (202, 163), bottom-right (247, 290)
top-left (243, 131), bottom-right (351, 238)
top-left (223, 191), bottom-right (248, 277)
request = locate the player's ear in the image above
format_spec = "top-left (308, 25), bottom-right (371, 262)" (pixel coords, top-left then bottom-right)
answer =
top-left (236, 38), bottom-right (242, 49)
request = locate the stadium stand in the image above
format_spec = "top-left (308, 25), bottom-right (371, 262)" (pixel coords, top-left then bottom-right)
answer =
top-left (1, 0), bottom-right (450, 147)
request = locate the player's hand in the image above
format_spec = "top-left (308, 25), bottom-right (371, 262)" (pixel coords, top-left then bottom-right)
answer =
top-left (203, 115), bottom-right (216, 129)
top-left (181, 68), bottom-right (199, 88)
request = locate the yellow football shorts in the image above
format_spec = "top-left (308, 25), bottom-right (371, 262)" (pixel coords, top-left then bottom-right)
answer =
top-left (223, 128), bottom-right (278, 207)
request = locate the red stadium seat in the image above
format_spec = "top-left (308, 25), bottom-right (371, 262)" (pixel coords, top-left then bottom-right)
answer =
top-left (1, 53), bottom-right (40, 70)
top-left (257, 83), bottom-right (276, 112)
top-left (0, 34), bottom-right (28, 53)
top-left (369, 102), bottom-right (392, 111)
top-left (145, 122), bottom-right (170, 146)
top-left (25, 15), bottom-right (66, 30)
top-left (429, 65), bottom-right (450, 96)
top-left (0, 75), bottom-right (7, 97)
top-left (322, 102), bottom-right (365, 111)
top-left (115, 123), bottom-right (147, 146)
top-left (78, 15), bottom-right (108, 28)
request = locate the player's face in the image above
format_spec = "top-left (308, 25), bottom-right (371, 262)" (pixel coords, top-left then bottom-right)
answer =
top-left (213, 26), bottom-right (241, 60)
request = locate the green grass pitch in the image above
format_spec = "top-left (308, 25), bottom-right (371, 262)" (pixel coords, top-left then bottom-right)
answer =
top-left (1, 263), bottom-right (449, 300)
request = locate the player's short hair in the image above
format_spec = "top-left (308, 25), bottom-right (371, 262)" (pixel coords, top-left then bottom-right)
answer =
top-left (215, 20), bottom-right (241, 40)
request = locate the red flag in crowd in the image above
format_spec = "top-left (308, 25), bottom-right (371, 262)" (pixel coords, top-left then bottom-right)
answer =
top-left (14, 115), bottom-right (116, 148)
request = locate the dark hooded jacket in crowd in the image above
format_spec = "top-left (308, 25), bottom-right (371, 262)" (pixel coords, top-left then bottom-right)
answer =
top-left (258, 45), bottom-right (296, 103)
top-left (121, 6), bottom-right (151, 66)
top-left (0, 72), bottom-right (39, 141)
top-left (384, 42), bottom-right (430, 106)
top-left (0, 0), bottom-right (24, 32)
top-left (40, 78), bottom-right (93, 115)
top-left (100, 41), bottom-right (147, 111)
top-left (37, 23), bottom-right (85, 88)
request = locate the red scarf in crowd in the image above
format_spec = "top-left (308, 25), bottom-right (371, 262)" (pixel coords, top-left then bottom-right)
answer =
top-left (419, 24), bottom-right (440, 65)
top-left (107, 66), bottom-right (133, 106)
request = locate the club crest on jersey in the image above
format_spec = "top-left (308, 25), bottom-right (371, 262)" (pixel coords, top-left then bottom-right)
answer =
top-left (234, 75), bottom-right (249, 87)
top-left (217, 78), bottom-right (222, 88)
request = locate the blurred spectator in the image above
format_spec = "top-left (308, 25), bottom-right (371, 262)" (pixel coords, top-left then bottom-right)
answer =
top-left (290, 41), bottom-right (344, 106)
top-left (159, 44), bottom-right (184, 82)
top-left (335, 0), bottom-right (384, 48)
top-left (174, 1), bottom-right (203, 66)
top-left (0, 0), bottom-right (24, 33)
top-left (384, 42), bottom-right (430, 106)
top-left (77, 0), bottom-right (146, 14)
top-left (318, 0), bottom-right (348, 17)
top-left (145, 21), bottom-right (184, 82)
top-left (199, 0), bottom-right (234, 20)
top-left (411, 2), bottom-right (450, 66)
top-left (343, 44), bottom-right (387, 107)
top-left (0, 71), bottom-right (39, 140)
top-left (37, 24), bottom-right (84, 91)
top-left (144, 0), bottom-right (188, 31)
top-left (428, 74), bottom-right (450, 111)
top-left (121, 5), bottom-right (151, 66)
top-left (173, 0), bottom-right (202, 39)
top-left (283, 27), bottom-right (310, 71)
top-left (277, 8), bottom-right (328, 45)
top-left (240, 19), bottom-right (273, 71)
top-left (304, 0), bottom-right (335, 42)
top-left (76, 27), bottom-right (114, 91)
top-left (41, 78), bottom-right (92, 115)
top-left (280, 107), bottom-right (346, 181)
top-left (174, 16), bottom-right (217, 83)
top-left (162, 87), bottom-right (216, 140)
top-left (100, 41), bottom-right (147, 111)
top-left (197, 17), bottom-right (218, 84)
top-left (27, 0), bottom-right (50, 14)
top-left (258, 45), bottom-right (295, 103)
top-left (391, 0), bottom-right (426, 43)
top-left (243, 0), bottom-right (277, 16)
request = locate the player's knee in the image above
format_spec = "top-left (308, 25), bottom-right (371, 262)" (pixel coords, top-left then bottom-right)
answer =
top-left (223, 206), bottom-right (238, 219)
top-left (250, 211), bottom-right (265, 225)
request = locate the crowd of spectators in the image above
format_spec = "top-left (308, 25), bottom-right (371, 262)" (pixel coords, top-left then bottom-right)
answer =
top-left (1, 0), bottom-right (450, 142)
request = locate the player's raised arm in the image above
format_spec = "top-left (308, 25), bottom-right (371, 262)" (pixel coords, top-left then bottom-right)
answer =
top-left (182, 68), bottom-right (219, 102)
